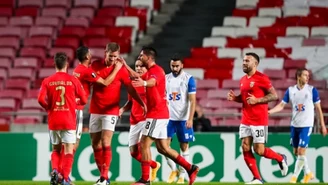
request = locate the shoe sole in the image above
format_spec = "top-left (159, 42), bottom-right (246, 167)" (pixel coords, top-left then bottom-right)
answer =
top-left (50, 173), bottom-right (58, 185)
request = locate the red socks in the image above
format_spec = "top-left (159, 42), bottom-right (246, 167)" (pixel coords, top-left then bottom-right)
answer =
top-left (175, 155), bottom-right (191, 171)
top-left (243, 151), bottom-right (261, 180)
top-left (263, 148), bottom-right (283, 162)
top-left (101, 146), bottom-right (112, 180)
top-left (141, 161), bottom-right (150, 181)
top-left (62, 154), bottom-right (74, 181)
top-left (130, 150), bottom-right (157, 169)
top-left (51, 151), bottom-right (61, 171)
top-left (94, 147), bottom-right (103, 174)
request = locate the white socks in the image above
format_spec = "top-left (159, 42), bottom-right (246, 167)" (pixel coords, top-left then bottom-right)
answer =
top-left (302, 155), bottom-right (311, 175)
top-left (179, 150), bottom-right (190, 178)
top-left (293, 155), bottom-right (307, 177)
top-left (165, 155), bottom-right (177, 171)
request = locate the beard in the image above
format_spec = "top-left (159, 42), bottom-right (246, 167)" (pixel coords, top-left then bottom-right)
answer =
top-left (172, 69), bottom-right (182, 76)
top-left (243, 66), bottom-right (252, 74)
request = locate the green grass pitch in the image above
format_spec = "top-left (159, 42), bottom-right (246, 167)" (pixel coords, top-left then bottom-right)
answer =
top-left (0, 182), bottom-right (326, 185)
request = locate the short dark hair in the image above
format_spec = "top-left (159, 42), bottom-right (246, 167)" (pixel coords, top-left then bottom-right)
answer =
top-left (54, 52), bottom-right (67, 70)
top-left (76, 46), bottom-right (89, 62)
top-left (171, 53), bottom-right (183, 63)
top-left (295, 67), bottom-right (308, 80)
top-left (141, 46), bottom-right (157, 59)
top-left (245, 52), bottom-right (260, 64)
top-left (106, 42), bottom-right (120, 52)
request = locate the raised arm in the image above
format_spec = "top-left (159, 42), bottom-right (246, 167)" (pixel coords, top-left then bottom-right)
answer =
top-left (96, 62), bottom-right (123, 86)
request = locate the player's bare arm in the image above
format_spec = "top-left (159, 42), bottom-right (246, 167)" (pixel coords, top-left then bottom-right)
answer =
top-left (187, 93), bottom-right (196, 128)
top-left (314, 103), bottom-right (327, 136)
top-left (97, 62), bottom-right (123, 86)
top-left (120, 57), bottom-right (140, 78)
top-left (248, 87), bottom-right (278, 104)
top-left (119, 100), bottom-right (132, 117)
top-left (268, 101), bottom-right (286, 115)
top-left (132, 77), bottom-right (156, 87)
top-left (126, 84), bottom-right (147, 115)
top-left (227, 90), bottom-right (242, 103)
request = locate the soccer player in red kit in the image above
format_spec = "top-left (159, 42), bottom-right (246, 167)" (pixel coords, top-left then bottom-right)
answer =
top-left (38, 52), bottom-right (87, 185)
top-left (227, 52), bottom-right (288, 184)
top-left (90, 43), bottom-right (146, 185)
top-left (119, 59), bottom-right (161, 182)
top-left (126, 47), bottom-right (199, 185)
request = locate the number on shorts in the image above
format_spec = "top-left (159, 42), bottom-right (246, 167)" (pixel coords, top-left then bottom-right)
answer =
top-left (110, 117), bottom-right (116, 124)
top-left (55, 86), bottom-right (65, 106)
top-left (255, 129), bottom-right (264, 137)
top-left (145, 121), bottom-right (151, 129)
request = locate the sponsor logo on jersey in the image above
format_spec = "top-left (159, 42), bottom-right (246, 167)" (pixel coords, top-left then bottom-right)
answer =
top-left (168, 92), bottom-right (181, 101)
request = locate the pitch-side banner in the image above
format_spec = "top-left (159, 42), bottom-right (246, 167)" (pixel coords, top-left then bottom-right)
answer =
top-left (0, 133), bottom-right (327, 182)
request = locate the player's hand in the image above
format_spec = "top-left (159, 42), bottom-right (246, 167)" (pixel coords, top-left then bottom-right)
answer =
top-left (117, 57), bottom-right (127, 65)
top-left (321, 124), bottom-right (327, 137)
top-left (131, 77), bottom-right (144, 87)
top-left (246, 93), bottom-right (259, 105)
top-left (114, 60), bottom-right (123, 70)
top-left (118, 108), bottom-right (124, 118)
top-left (186, 119), bottom-right (193, 129)
top-left (227, 90), bottom-right (236, 101)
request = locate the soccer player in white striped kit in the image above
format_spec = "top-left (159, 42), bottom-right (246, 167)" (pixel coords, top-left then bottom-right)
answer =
top-left (165, 54), bottom-right (197, 184)
top-left (269, 68), bottom-right (327, 183)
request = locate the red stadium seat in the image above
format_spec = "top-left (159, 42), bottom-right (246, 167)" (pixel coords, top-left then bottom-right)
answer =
top-left (197, 79), bottom-right (219, 89)
top-left (89, 48), bottom-right (104, 59)
top-left (223, 118), bottom-right (241, 126)
top-left (309, 80), bottom-right (326, 89)
top-left (85, 27), bottom-right (107, 37)
top-left (0, 27), bottom-right (22, 39)
top-left (0, 0), bottom-right (15, 7)
top-left (9, 16), bottom-right (33, 27)
top-left (222, 79), bottom-right (240, 89)
top-left (14, 58), bottom-right (39, 70)
top-left (265, 47), bottom-right (292, 59)
top-left (302, 38), bottom-right (326, 46)
top-left (226, 37), bottom-right (253, 49)
top-left (258, 26), bottom-right (286, 39)
top-left (54, 37), bottom-right (80, 50)
top-left (38, 68), bottom-right (54, 79)
top-left (107, 26), bottom-right (133, 41)
top-left (273, 79), bottom-right (296, 89)
top-left (276, 118), bottom-right (291, 126)
top-left (283, 59), bottom-right (307, 69)
top-left (45, 0), bottom-right (71, 9)
top-left (221, 100), bottom-right (241, 109)
top-left (124, 7), bottom-right (148, 32)
top-left (299, 17), bottom-right (326, 27)
top-left (49, 48), bottom-right (75, 61)
top-left (0, 17), bottom-right (9, 26)
top-left (43, 58), bottom-right (55, 68)
top-left (35, 17), bottom-right (62, 28)
top-left (0, 37), bottom-right (20, 50)
top-left (196, 89), bottom-right (208, 100)
top-left (0, 58), bottom-right (11, 71)
top-left (70, 7), bottom-right (95, 20)
top-left (21, 98), bottom-right (42, 110)
top-left (18, 0), bottom-right (43, 8)
top-left (5, 79), bottom-right (30, 93)
top-left (0, 98), bottom-right (16, 112)
top-left (0, 48), bottom-right (15, 61)
top-left (74, 0), bottom-right (99, 9)
top-left (26, 88), bottom-right (40, 98)
top-left (107, 38), bottom-right (131, 54)
top-left (190, 47), bottom-right (217, 58)
top-left (91, 17), bottom-right (116, 27)
top-left (65, 17), bottom-right (89, 28)
top-left (15, 7), bottom-right (39, 17)
top-left (263, 69), bottom-right (286, 79)
top-left (0, 7), bottom-right (13, 17)
top-left (97, 7), bottom-right (123, 18)
top-left (207, 89), bottom-right (230, 99)
top-left (20, 47), bottom-right (46, 61)
top-left (9, 68), bottom-right (34, 80)
top-left (0, 89), bottom-right (24, 103)
top-left (83, 37), bottom-right (111, 48)
top-left (0, 68), bottom-right (8, 80)
top-left (42, 7), bottom-right (67, 20)
top-left (23, 36), bottom-right (51, 50)
top-left (29, 26), bottom-right (55, 39)
top-left (232, 9), bottom-right (257, 19)
top-left (251, 39), bottom-right (276, 48)
top-left (199, 99), bottom-right (222, 109)
top-left (14, 109), bottom-right (43, 124)
top-left (257, 0), bottom-right (283, 8)
top-left (205, 69), bottom-right (232, 80)
top-left (102, 0), bottom-right (129, 7)
top-left (59, 27), bottom-right (86, 38)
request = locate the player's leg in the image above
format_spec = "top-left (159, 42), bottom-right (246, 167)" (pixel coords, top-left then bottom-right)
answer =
top-left (152, 119), bottom-right (199, 185)
top-left (49, 131), bottom-right (62, 185)
top-left (239, 124), bottom-right (262, 184)
top-left (99, 115), bottom-right (118, 184)
top-left (89, 114), bottom-right (104, 184)
top-left (166, 120), bottom-right (178, 183)
top-left (251, 125), bottom-right (288, 177)
top-left (60, 130), bottom-right (76, 185)
top-left (297, 127), bottom-right (313, 183)
top-left (74, 109), bottom-right (84, 152)
top-left (176, 120), bottom-right (195, 184)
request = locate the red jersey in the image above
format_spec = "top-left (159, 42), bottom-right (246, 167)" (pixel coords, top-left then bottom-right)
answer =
top-left (38, 72), bottom-right (86, 130)
top-left (73, 64), bottom-right (100, 110)
top-left (240, 71), bottom-right (272, 126)
top-left (90, 59), bottom-right (130, 115)
top-left (129, 74), bottom-right (148, 125)
top-left (145, 64), bottom-right (169, 119)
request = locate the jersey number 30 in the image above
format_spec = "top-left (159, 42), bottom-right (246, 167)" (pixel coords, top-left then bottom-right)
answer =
top-left (55, 86), bottom-right (66, 106)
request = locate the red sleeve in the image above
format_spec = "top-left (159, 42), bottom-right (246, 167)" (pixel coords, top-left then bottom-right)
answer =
top-left (261, 75), bottom-right (273, 91)
top-left (73, 77), bottom-right (87, 105)
top-left (119, 67), bottom-right (131, 86)
top-left (37, 78), bottom-right (48, 110)
top-left (128, 94), bottom-right (132, 101)
top-left (84, 68), bottom-right (100, 83)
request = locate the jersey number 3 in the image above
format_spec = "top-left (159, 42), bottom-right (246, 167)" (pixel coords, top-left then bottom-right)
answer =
top-left (55, 86), bottom-right (66, 106)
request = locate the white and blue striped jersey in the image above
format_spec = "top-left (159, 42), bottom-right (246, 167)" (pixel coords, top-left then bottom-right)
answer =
top-left (282, 84), bottom-right (320, 127)
top-left (166, 71), bottom-right (196, 120)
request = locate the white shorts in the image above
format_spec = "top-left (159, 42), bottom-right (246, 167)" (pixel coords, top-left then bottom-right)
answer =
top-left (239, 124), bottom-right (268, 143)
top-left (76, 110), bottom-right (83, 139)
top-left (49, 130), bottom-right (76, 145)
top-left (129, 121), bottom-right (146, 147)
top-left (142, 118), bottom-right (169, 139)
top-left (89, 114), bottom-right (118, 133)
